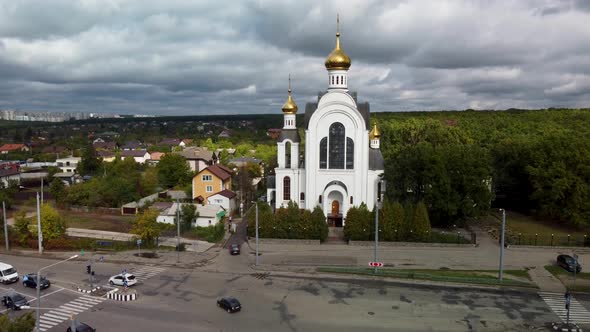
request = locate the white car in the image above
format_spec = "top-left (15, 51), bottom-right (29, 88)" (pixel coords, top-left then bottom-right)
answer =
top-left (108, 273), bottom-right (137, 287)
top-left (0, 263), bottom-right (19, 284)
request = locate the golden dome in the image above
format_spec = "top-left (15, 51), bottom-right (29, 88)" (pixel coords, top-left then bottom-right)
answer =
top-left (369, 123), bottom-right (381, 140)
top-left (325, 15), bottom-right (351, 71)
top-left (282, 76), bottom-right (298, 114)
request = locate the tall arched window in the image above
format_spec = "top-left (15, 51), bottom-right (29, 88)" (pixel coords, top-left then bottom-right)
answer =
top-left (329, 122), bottom-right (345, 169)
top-left (319, 137), bottom-right (327, 169)
top-left (346, 137), bottom-right (354, 169)
top-left (283, 177), bottom-right (291, 201)
top-left (285, 141), bottom-right (291, 168)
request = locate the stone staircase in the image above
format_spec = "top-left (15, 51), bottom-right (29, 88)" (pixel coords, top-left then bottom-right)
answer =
top-left (326, 227), bottom-right (346, 244)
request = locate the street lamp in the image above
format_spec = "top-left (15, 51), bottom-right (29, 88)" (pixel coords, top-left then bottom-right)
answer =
top-left (251, 201), bottom-right (259, 266)
top-left (374, 177), bottom-right (385, 274)
top-left (498, 208), bottom-right (506, 282)
top-left (35, 254), bottom-right (79, 332)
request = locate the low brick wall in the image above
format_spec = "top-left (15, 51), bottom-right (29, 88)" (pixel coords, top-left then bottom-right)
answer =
top-left (348, 241), bottom-right (476, 248)
top-left (259, 239), bottom-right (321, 245)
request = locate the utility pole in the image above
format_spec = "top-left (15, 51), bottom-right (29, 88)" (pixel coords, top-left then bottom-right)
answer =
top-left (3, 201), bottom-right (8, 250)
top-left (498, 208), bottom-right (506, 281)
top-left (176, 199), bottom-right (181, 263)
top-left (255, 202), bottom-right (259, 266)
top-left (40, 177), bottom-right (44, 205)
top-left (37, 192), bottom-right (43, 255)
top-left (374, 197), bottom-right (379, 274)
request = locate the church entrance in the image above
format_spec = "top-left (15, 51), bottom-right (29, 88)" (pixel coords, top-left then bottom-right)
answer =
top-left (327, 199), bottom-right (343, 227)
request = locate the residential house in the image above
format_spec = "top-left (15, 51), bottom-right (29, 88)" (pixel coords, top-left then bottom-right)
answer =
top-left (56, 156), bottom-right (81, 173)
top-left (176, 147), bottom-right (218, 172)
top-left (0, 163), bottom-right (20, 187)
top-left (206, 189), bottom-right (237, 213)
top-left (93, 141), bottom-right (117, 151)
top-left (192, 164), bottom-right (232, 204)
top-left (195, 204), bottom-right (225, 227)
top-left (218, 130), bottom-right (231, 138)
top-left (148, 152), bottom-right (165, 165)
top-left (97, 150), bottom-right (116, 163)
top-left (179, 139), bottom-right (193, 148)
top-left (121, 150), bottom-right (151, 164)
top-left (230, 156), bottom-right (265, 178)
top-left (0, 144), bottom-right (30, 154)
top-left (53, 172), bottom-right (78, 186)
top-left (155, 202), bottom-right (181, 224)
top-left (121, 140), bottom-right (143, 150)
top-left (267, 128), bottom-right (282, 139)
top-left (159, 138), bottom-right (181, 147)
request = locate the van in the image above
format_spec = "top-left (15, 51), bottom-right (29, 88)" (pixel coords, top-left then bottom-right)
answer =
top-left (0, 263), bottom-right (19, 284)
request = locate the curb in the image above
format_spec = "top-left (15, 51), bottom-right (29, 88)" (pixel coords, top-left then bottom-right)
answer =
top-left (106, 289), bottom-right (137, 301)
top-left (77, 286), bottom-right (101, 294)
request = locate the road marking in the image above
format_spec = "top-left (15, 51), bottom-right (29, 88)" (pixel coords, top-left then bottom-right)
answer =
top-left (539, 292), bottom-right (590, 324)
top-left (37, 295), bottom-right (106, 330)
top-left (0, 286), bottom-right (65, 314)
top-left (131, 266), bottom-right (166, 281)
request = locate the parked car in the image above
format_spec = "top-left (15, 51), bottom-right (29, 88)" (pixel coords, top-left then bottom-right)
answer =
top-left (229, 243), bottom-right (240, 255)
top-left (217, 296), bottom-right (241, 313)
top-left (0, 263), bottom-right (19, 284)
top-left (2, 292), bottom-right (29, 310)
top-left (22, 273), bottom-right (51, 289)
top-left (557, 254), bottom-right (582, 273)
top-left (108, 273), bottom-right (137, 287)
top-left (66, 321), bottom-right (96, 332)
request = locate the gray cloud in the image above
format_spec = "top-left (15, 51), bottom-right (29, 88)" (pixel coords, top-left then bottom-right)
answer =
top-left (0, 0), bottom-right (589, 116)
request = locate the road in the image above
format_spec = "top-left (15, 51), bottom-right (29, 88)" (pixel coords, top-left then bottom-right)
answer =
top-left (2, 252), bottom-right (590, 331)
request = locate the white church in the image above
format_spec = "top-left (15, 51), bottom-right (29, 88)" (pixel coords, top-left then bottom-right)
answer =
top-left (267, 18), bottom-right (385, 227)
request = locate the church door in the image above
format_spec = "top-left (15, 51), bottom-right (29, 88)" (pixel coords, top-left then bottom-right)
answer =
top-left (331, 200), bottom-right (339, 215)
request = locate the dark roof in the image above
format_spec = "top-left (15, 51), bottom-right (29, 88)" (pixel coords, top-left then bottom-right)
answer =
top-left (121, 150), bottom-right (149, 157)
top-left (160, 138), bottom-right (181, 146)
top-left (93, 141), bottom-right (117, 150)
top-left (176, 147), bottom-right (214, 161)
top-left (304, 91), bottom-right (370, 130)
top-left (0, 164), bottom-right (19, 177)
top-left (217, 164), bottom-right (233, 174)
top-left (203, 164), bottom-right (231, 181)
top-left (42, 145), bottom-right (67, 153)
top-left (279, 129), bottom-right (300, 143)
top-left (212, 189), bottom-right (237, 199)
top-left (368, 149), bottom-right (385, 170)
top-left (266, 175), bottom-right (276, 189)
top-left (97, 151), bottom-right (115, 158)
top-left (122, 140), bottom-right (142, 149)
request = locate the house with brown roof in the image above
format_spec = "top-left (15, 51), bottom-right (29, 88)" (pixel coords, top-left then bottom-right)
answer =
top-left (175, 147), bottom-right (218, 172)
top-left (0, 144), bottom-right (29, 154)
top-left (192, 164), bottom-right (232, 204)
top-left (206, 189), bottom-right (237, 212)
top-left (0, 163), bottom-right (20, 186)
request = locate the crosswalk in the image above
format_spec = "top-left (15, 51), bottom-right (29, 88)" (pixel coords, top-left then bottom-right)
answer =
top-left (130, 265), bottom-right (166, 282)
top-left (539, 292), bottom-right (590, 325)
top-left (38, 295), bottom-right (105, 331)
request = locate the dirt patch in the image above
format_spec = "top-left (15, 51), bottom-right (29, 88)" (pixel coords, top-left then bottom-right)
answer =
top-left (60, 209), bottom-right (134, 233)
top-left (133, 252), bottom-right (159, 258)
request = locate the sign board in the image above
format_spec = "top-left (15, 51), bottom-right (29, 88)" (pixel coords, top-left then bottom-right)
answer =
top-left (137, 239), bottom-right (142, 246)
top-left (368, 262), bottom-right (384, 267)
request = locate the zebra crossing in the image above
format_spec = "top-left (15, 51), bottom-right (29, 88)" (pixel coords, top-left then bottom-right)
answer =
top-left (38, 295), bottom-right (105, 331)
top-left (130, 265), bottom-right (166, 282)
top-left (539, 292), bottom-right (590, 325)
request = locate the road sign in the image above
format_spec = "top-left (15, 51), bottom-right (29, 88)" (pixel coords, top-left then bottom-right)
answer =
top-left (137, 239), bottom-right (142, 246)
top-left (99, 256), bottom-right (104, 262)
top-left (368, 262), bottom-right (384, 267)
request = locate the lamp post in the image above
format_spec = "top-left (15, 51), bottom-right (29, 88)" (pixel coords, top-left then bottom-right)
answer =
top-left (35, 254), bottom-right (78, 332)
top-left (176, 199), bottom-right (181, 263)
top-left (498, 208), bottom-right (506, 282)
top-left (2, 201), bottom-right (8, 250)
top-left (36, 192), bottom-right (43, 255)
top-left (253, 201), bottom-right (259, 266)
top-left (374, 178), bottom-right (384, 274)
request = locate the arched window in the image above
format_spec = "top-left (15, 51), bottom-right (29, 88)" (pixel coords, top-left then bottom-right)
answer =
top-left (329, 122), bottom-right (345, 169)
top-left (319, 137), bottom-right (327, 169)
top-left (285, 141), bottom-right (291, 168)
top-left (346, 137), bottom-right (354, 169)
top-left (350, 196), bottom-right (353, 204)
top-left (283, 177), bottom-right (291, 201)
top-left (300, 192), bottom-right (305, 201)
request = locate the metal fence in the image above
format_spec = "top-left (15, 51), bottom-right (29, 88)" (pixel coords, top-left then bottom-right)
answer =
top-left (507, 233), bottom-right (590, 247)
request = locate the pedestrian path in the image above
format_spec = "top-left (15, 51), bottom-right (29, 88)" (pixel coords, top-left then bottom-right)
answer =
top-left (38, 295), bottom-right (105, 331)
top-left (539, 292), bottom-right (590, 325)
top-left (130, 265), bottom-right (166, 282)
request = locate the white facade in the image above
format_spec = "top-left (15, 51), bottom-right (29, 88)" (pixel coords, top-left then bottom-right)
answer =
top-left (56, 157), bottom-right (81, 173)
top-left (207, 193), bottom-right (236, 212)
top-left (195, 204), bottom-right (225, 227)
top-left (271, 24), bottom-right (384, 227)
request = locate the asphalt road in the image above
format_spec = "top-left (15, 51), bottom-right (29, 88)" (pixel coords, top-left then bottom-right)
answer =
top-left (1, 253), bottom-right (589, 332)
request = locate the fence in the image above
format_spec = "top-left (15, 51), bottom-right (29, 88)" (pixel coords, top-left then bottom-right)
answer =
top-left (507, 233), bottom-right (590, 247)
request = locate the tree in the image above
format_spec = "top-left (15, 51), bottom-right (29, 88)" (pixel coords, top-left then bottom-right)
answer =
top-left (157, 154), bottom-right (191, 188)
top-left (77, 144), bottom-right (101, 176)
top-left (49, 178), bottom-right (66, 205)
top-left (311, 206), bottom-right (328, 242)
top-left (380, 200), bottom-right (405, 241)
top-left (131, 209), bottom-right (161, 245)
top-left (343, 203), bottom-right (372, 241)
top-left (39, 204), bottom-right (67, 240)
top-left (412, 201), bottom-right (432, 242)
top-left (13, 210), bottom-right (31, 246)
top-left (275, 201), bottom-right (300, 238)
top-left (180, 204), bottom-right (197, 232)
top-left (0, 311), bottom-right (36, 331)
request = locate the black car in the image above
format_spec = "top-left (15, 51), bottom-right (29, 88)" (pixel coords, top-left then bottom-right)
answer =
top-left (557, 254), bottom-right (582, 273)
top-left (229, 243), bottom-right (240, 255)
top-left (22, 273), bottom-right (51, 289)
top-left (2, 292), bottom-right (29, 310)
top-left (66, 322), bottom-right (96, 332)
top-left (217, 296), bottom-right (241, 313)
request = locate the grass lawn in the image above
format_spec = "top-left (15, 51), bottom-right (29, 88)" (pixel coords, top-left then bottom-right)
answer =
top-left (544, 265), bottom-right (590, 293)
top-left (59, 209), bottom-right (134, 233)
top-left (498, 211), bottom-right (589, 237)
top-left (316, 267), bottom-right (536, 288)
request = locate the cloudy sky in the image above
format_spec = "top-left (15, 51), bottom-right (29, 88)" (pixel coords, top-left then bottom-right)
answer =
top-left (1, 0), bottom-right (589, 116)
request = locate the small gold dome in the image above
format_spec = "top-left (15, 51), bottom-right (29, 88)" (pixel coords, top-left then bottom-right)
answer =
top-left (325, 15), bottom-right (351, 71)
top-left (369, 123), bottom-right (381, 140)
top-left (282, 76), bottom-right (298, 114)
